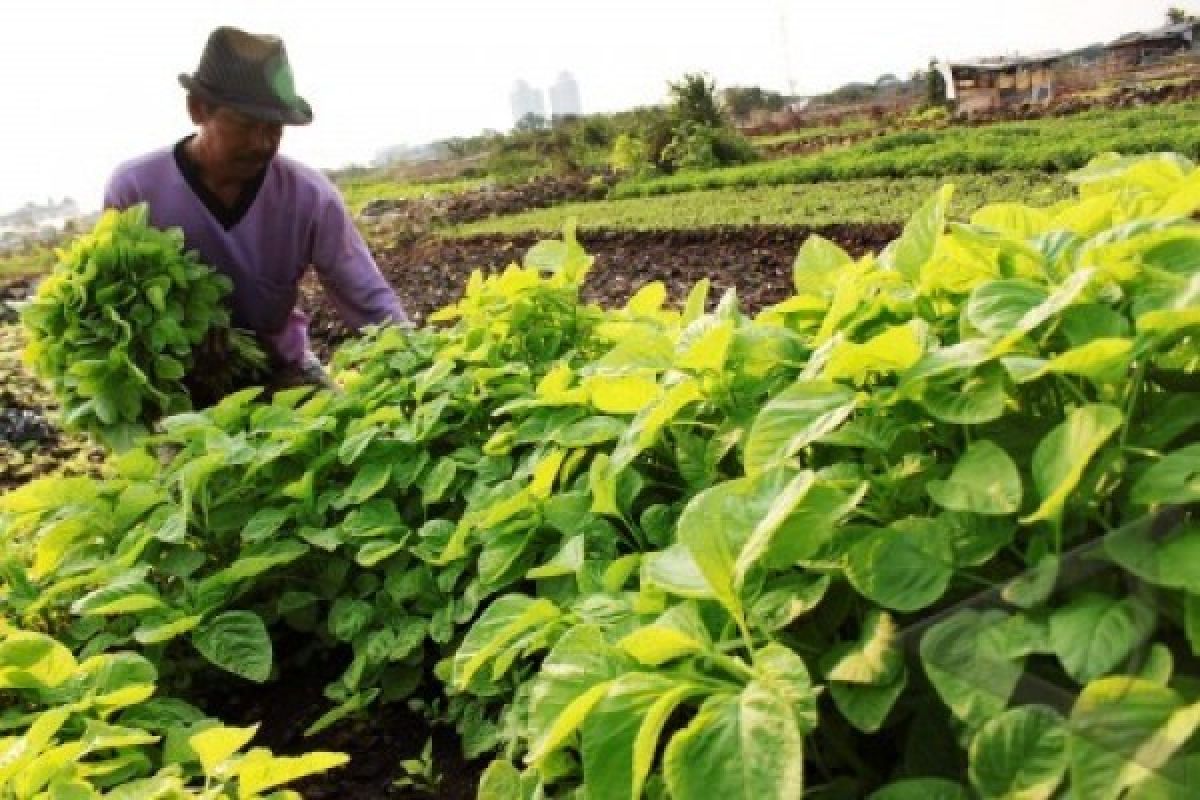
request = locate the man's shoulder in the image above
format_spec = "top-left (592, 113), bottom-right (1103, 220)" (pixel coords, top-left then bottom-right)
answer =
top-left (270, 154), bottom-right (341, 202)
top-left (110, 145), bottom-right (175, 183)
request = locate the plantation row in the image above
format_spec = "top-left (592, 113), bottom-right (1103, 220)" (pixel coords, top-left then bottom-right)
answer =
top-left (614, 102), bottom-right (1200, 198)
top-left (1, 152), bottom-right (1198, 798)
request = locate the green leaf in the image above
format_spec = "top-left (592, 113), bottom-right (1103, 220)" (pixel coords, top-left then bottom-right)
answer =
top-left (1048, 593), bottom-right (1155, 683)
top-left (744, 381), bottom-right (857, 475)
top-left (829, 661), bottom-right (906, 734)
top-left (582, 673), bottom-right (696, 800)
top-left (968, 706), bottom-right (1067, 800)
top-left (1001, 553), bottom-right (1059, 609)
top-left (663, 685), bottom-right (805, 800)
top-left (453, 595), bottom-right (561, 690)
top-left (967, 280), bottom-right (1049, 338)
top-left (1068, 677), bottom-right (1200, 800)
top-left (236, 749), bottom-right (350, 796)
top-left (792, 234), bottom-right (852, 294)
top-left (677, 469), bottom-right (816, 621)
top-left (921, 610), bottom-right (1024, 731)
top-left (869, 779), bottom-right (970, 800)
top-left (191, 611), bottom-right (272, 683)
top-left (1105, 519), bottom-right (1200, 591)
top-left (527, 535), bottom-right (585, 580)
top-left (0, 632), bottom-right (78, 690)
top-left (1131, 444), bottom-right (1200, 507)
top-left (928, 441), bottom-right (1022, 515)
top-left (527, 625), bottom-right (633, 764)
top-left (823, 610), bottom-right (899, 684)
top-left (890, 184), bottom-right (954, 281)
top-left (920, 365), bottom-right (1009, 425)
top-left (846, 519), bottom-right (955, 612)
top-left (1022, 404), bottom-right (1123, 526)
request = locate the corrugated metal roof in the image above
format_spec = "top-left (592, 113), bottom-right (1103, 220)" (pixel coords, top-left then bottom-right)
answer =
top-left (1110, 21), bottom-right (1196, 46)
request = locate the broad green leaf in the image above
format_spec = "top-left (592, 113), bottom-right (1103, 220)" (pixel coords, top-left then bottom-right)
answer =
top-left (585, 373), bottom-right (661, 415)
top-left (1022, 404), bottom-right (1123, 526)
top-left (642, 545), bottom-right (713, 599)
top-left (1068, 677), bottom-right (1200, 800)
top-left (829, 661), bottom-right (907, 734)
top-left (453, 595), bottom-right (561, 689)
top-left (675, 317), bottom-right (735, 372)
top-left (236, 749), bottom-right (350, 797)
top-left (527, 535), bottom-right (585, 580)
top-left (890, 184), bottom-right (955, 281)
top-left (677, 469), bottom-right (816, 620)
top-left (966, 280), bottom-right (1048, 338)
top-left (1105, 519), bottom-right (1200, 591)
top-left (823, 610), bottom-right (899, 684)
top-left (846, 519), bottom-right (955, 612)
top-left (1039, 338), bottom-right (1133, 384)
top-left (822, 321), bottom-right (927, 384)
top-left (928, 441), bottom-right (1022, 516)
top-left (0, 632), bottom-right (78, 690)
top-left (743, 381), bottom-right (857, 475)
top-left (922, 610), bottom-right (1024, 731)
top-left (969, 706), bottom-right (1067, 800)
top-left (1048, 593), bottom-right (1155, 684)
top-left (869, 779), bottom-right (970, 800)
top-left (663, 685), bottom-right (805, 800)
top-left (921, 365), bottom-right (1010, 426)
top-left (1002, 554), bottom-right (1059, 609)
top-left (190, 724), bottom-right (258, 774)
top-left (582, 673), bottom-right (696, 800)
top-left (792, 234), bottom-right (852, 294)
top-left (527, 625), bottom-right (633, 764)
top-left (191, 611), bottom-right (272, 683)
top-left (1131, 444), bottom-right (1200, 507)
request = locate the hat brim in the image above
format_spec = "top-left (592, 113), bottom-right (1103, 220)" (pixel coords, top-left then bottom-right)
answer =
top-left (179, 74), bottom-right (313, 126)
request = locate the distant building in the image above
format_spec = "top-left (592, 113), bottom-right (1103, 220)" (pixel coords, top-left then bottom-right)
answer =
top-left (510, 80), bottom-right (546, 127)
top-left (548, 71), bottom-right (583, 120)
top-left (1107, 20), bottom-right (1200, 68)
top-left (939, 52), bottom-right (1065, 114)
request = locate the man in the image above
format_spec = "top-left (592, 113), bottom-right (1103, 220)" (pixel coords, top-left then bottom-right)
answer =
top-left (104, 26), bottom-right (410, 396)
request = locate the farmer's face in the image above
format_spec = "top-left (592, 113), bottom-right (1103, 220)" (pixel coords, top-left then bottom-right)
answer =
top-left (190, 99), bottom-right (283, 179)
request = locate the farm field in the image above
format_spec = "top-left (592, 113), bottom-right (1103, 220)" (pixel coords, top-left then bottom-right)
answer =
top-left (614, 101), bottom-right (1200, 197)
top-left (2, 84), bottom-right (1200, 799)
top-left (446, 172), bottom-right (1069, 236)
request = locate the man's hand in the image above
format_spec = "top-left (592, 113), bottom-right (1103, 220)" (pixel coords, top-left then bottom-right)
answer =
top-left (269, 356), bottom-right (335, 393)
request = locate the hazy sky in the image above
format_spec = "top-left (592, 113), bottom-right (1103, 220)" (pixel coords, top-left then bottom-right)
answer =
top-left (0, 0), bottom-right (1188, 213)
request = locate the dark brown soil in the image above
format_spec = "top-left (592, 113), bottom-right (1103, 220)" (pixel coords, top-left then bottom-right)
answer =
top-left (304, 223), bottom-right (902, 357)
top-left (194, 646), bottom-right (483, 800)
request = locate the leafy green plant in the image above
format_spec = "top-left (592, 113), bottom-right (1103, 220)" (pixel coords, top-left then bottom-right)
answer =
top-left (392, 737), bottom-right (442, 794)
top-left (21, 204), bottom-right (266, 448)
top-left (2, 152), bottom-right (1199, 799)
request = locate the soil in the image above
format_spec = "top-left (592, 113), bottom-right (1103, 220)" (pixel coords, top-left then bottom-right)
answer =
top-left (194, 645), bottom-right (483, 800)
top-left (358, 173), bottom-right (615, 235)
top-left (304, 223), bottom-right (902, 358)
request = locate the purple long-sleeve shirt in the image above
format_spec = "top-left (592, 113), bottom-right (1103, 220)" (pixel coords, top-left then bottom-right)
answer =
top-left (104, 137), bottom-right (410, 366)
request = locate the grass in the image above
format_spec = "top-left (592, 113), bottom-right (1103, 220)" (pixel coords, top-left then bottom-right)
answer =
top-left (446, 171), bottom-right (1072, 236)
top-left (750, 119), bottom-right (874, 148)
top-left (616, 101), bottom-right (1200, 198)
top-left (339, 177), bottom-right (485, 213)
top-left (0, 246), bottom-right (56, 277)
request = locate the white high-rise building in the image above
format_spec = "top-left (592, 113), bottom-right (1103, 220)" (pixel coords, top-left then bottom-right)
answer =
top-left (548, 71), bottom-right (583, 119)
top-left (510, 80), bottom-right (546, 127)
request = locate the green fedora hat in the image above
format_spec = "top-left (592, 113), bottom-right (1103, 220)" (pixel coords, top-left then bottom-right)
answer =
top-left (179, 26), bottom-right (313, 125)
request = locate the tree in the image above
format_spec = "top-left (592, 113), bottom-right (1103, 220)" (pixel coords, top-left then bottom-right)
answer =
top-left (667, 73), bottom-right (724, 128)
top-left (515, 112), bottom-right (548, 133)
top-left (927, 59), bottom-right (948, 107)
top-left (1167, 7), bottom-right (1197, 24)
